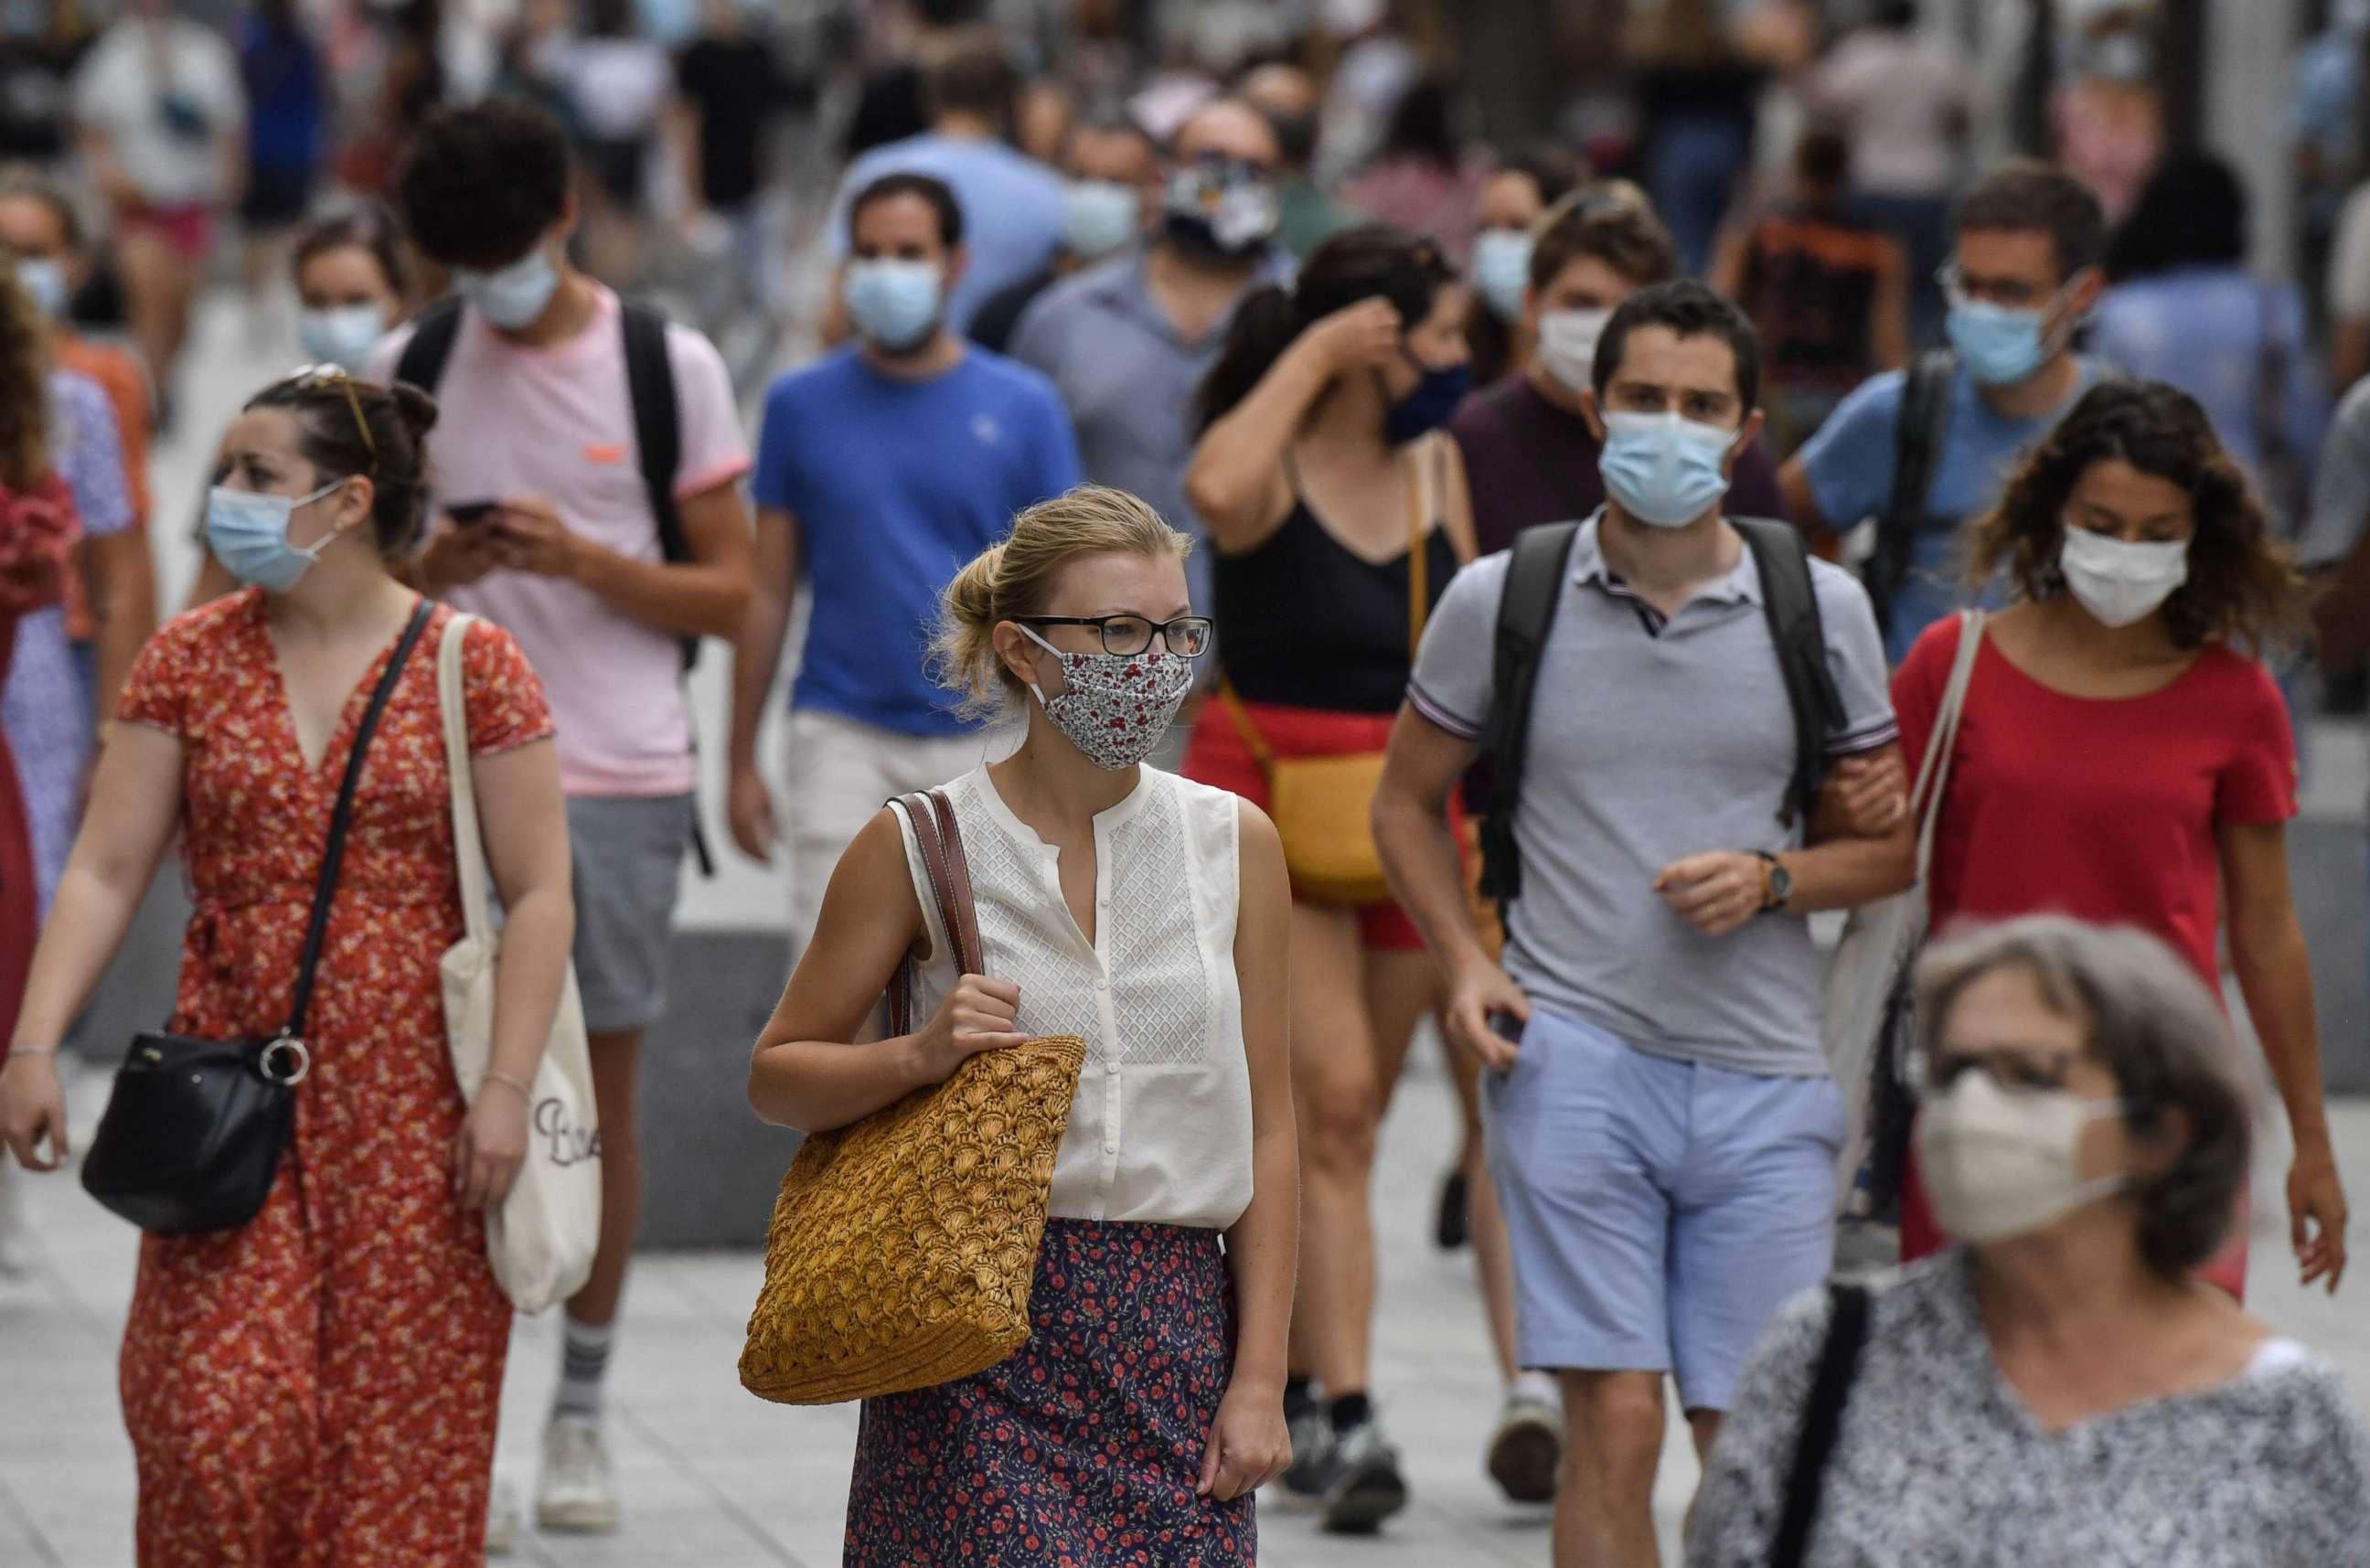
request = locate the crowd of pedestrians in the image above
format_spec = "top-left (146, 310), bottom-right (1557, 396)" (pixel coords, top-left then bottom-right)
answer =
top-left (2, 3), bottom-right (2370, 1567)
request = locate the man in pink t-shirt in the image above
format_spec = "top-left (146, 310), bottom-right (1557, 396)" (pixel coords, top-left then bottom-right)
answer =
top-left (376, 100), bottom-right (753, 1541)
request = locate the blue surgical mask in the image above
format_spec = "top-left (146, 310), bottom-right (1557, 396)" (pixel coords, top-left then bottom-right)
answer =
top-left (1473, 229), bottom-right (1532, 323)
top-left (1597, 410), bottom-right (1738, 528)
top-left (296, 303), bottom-right (390, 372)
top-left (15, 257), bottom-right (65, 318)
top-left (205, 478), bottom-right (350, 592)
top-left (1946, 296), bottom-right (2053, 388)
top-left (842, 258), bottom-right (944, 352)
top-left (458, 248), bottom-right (560, 331)
top-left (1062, 178), bottom-right (1141, 261)
top-left (1384, 359), bottom-right (1472, 445)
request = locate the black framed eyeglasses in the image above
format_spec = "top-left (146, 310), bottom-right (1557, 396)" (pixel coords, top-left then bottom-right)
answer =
top-left (288, 362), bottom-right (378, 475)
top-left (1018, 614), bottom-right (1213, 657)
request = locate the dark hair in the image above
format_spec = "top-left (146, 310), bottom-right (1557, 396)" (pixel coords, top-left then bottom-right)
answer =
top-left (1796, 124), bottom-right (1852, 191)
top-left (1528, 190), bottom-right (1681, 293)
top-left (1957, 159), bottom-right (2108, 282)
top-left (1193, 224), bottom-right (1458, 434)
top-left (0, 268), bottom-right (48, 493)
top-left (392, 98), bottom-right (571, 271)
top-left (1592, 278), bottom-right (1762, 410)
top-left (243, 374), bottom-right (442, 555)
top-left (1378, 72), bottom-right (1462, 172)
top-left (929, 45), bottom-right (1016, 125)
top-left (0, 165), bottom-right (80, 251)
top-left (585, 0), bottom-right (632, 37)
top-left (848, 171), bottom-right (965, 250)
top-left (2106, 151), bottom-right (2247, 282)
top-left (1493, 143), bottom-right (1585, 214)
top-left (1968, 379), bottom-right (2307, 652)
top-left (291, 202), bottom-right (411, 301)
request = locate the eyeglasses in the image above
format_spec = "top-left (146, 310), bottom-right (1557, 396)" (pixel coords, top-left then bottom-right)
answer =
top-left (1935, 262), bottom-right (2066, 313)
top-left (288, 362), bottom-right (377, 475)
top-left (1019, 614), bottom-right (1214, 657)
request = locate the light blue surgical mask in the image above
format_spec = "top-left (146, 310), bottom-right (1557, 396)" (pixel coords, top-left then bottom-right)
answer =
top-left (1597, 410), bottom-right (1738, 528)
top-left (205, 478), bottom-right (350, 592)
top-left (842, 258), bottom-right (944, 352)
top-left (1062, 178), bottom-right (1141, 261)
top-left (15, 256), bottom-right (65, 318)
top-left (1473, 229), bottom-right (1532, 323)
top-left (296, 303), bottom-right (390, 372)
top-left (458, 247), bottom-right (560, 331)
top-left (1946, 296), bottom-right (2053, 388)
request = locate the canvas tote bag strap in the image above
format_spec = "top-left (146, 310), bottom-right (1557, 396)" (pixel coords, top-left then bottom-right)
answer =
top-left (1407, 432), bottom-right (1436, 652)
top-left (436, 612), bottom-right (496, 946)
top-left (1909, 610), bottom-right (1986, 880)
top-left (887, 789), bottom-right (985, 1038)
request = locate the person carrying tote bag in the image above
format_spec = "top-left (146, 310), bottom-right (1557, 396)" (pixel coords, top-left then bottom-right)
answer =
top-left (436, 610), bottom-right (601, 1315)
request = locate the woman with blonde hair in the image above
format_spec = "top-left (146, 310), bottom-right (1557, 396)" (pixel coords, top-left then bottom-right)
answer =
top-left (748, 484), bottom-right (1297, 1565)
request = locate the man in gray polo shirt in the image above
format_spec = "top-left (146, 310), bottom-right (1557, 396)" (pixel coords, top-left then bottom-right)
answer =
top-left (1374, 281), bottom-right (1912, 1568)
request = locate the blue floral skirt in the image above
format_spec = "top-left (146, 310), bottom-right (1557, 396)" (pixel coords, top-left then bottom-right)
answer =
top-left (844, 1218), bottom-right (1255, 1567)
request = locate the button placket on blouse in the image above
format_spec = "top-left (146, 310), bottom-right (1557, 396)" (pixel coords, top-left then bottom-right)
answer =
top-left (1090, 815), bottom-right (1123, 1211)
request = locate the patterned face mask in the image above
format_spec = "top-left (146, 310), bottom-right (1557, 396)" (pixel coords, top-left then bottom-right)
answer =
top-left (1019, 625), bottom-right (1197, 771)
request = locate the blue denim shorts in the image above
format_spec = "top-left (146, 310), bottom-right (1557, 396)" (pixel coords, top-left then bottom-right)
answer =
top-left (1482, 1005), bottom-right (1843, 1412)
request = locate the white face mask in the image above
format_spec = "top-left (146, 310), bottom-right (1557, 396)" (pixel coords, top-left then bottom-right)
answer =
top-left (1916, 1071), bottom-right (2128, 1245)
top-left (1537, 306), bottom-right (1612, 397)
top-left (2059, 527), bottom-right (2189, 628)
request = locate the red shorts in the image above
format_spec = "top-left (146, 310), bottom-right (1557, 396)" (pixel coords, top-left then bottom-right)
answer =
top-left (123, 203), bottom-right (215, 261)
top-left (1180, 696), bottom-right (1457, 952)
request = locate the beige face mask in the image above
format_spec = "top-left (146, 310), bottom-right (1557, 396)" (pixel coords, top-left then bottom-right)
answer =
top-left (1915, 1072), bottom-right (2128, 1244)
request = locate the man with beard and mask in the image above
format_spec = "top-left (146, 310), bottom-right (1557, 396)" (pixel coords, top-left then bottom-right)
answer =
top-left (1009, 97), bottom-right (1293, 620)
top-left (1241, 60), bottom-right (1356, 261)
top-left (732, 171), bottom-right (1081, 967)
top-left (1450, 191), bottom-right (1787, 558)
top-left (968, 112), bottom-right (1158, 355)
top-left (1374, 282), bottom-right (1911, 1568)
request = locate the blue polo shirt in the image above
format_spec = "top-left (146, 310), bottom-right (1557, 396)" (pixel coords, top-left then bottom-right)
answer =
top-left (753, 346), bottom-right (1084, 737)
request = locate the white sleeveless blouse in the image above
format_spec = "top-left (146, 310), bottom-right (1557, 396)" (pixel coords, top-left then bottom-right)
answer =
top-left (891, 766), bottom-right (1255, 1231)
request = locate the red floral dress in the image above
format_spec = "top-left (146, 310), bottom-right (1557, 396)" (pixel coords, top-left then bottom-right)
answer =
top-left (112, 590), bottom-right (553, 1568)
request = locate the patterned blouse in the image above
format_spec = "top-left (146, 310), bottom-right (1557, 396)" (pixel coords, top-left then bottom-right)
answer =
top-left (1690, 1252), bottom-right (2370, 1567)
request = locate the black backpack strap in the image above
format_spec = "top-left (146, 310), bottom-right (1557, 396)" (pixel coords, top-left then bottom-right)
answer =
top-left (618, 299), bottom-right (697, 678)
top-left (1771, 1283), bottom-right (1873, 1568)
top-left (1478, 521), bottom-right (1582, 904)
top-left (1864, 347), bottom-right (1954, 640)
top-left (1735, 517), bottom-right (1846, 828)
top-left (390, 295), bottom-right (466, 396)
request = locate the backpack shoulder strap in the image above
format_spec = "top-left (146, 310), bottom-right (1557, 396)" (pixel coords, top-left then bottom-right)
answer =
top-left (1771, 1283), bottom-right (1873, 1568)
top-left (1865, 348), bottom-right (1955, 635)
top-left (1735, 517), bottom-right (1846, 827)
top-left (1478, 520), bottom-right (1583, 903)
top-left (391, 295), bottom-right (466, 395)
top-left (619, 299), bottom-right (684, 560)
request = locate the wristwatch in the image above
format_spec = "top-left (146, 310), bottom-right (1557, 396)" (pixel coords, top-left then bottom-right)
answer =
top-left (1753, 850), bottom-right (1793, 914)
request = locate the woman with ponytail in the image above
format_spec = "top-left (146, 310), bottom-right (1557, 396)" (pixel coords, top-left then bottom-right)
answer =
top-left (1180, 222), bottom-right (1478, 1530)
top-left (1, 368), bottom-right (576, 1563)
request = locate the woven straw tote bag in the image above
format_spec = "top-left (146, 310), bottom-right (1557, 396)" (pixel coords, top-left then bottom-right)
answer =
top-left (740, 787), bottom-right (1086, 1405)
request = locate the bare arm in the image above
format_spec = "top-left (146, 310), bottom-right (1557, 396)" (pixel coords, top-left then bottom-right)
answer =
top-left (1653, 743), bottom-right (1916, 936)
top-left (1870, 241), bottom-right (1911, 373)
top-left (2334, 317), bottom-right (2370, 395)
top-left (475, 737), bottom-right (575, 1096)
top-left (727, 504), bottom-right (802, 860)
top-left (1704, 219), bottom-right (1752, 302)
top-left (2223, 818), bottom-right (2348, 1291)
top-left (84, 530), bottom-right (155, 722)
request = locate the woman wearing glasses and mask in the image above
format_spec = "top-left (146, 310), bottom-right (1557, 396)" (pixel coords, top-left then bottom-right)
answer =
top-left (0, 368), bottom-right (575, 1564)
top-left (1180, 222), bottom-right (1477, 1527)
top-left (750, 485), bottom-right (1297, 1565)
top-left (1890, 380), bottom-right (2347, 1298)
top-left (1692, 916), bottom-right (2370, 1567)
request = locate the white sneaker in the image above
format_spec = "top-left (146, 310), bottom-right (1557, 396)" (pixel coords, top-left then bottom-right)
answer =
top-left (485, 1479), bottom-right (520, 1556)
top-left (536, 1414), bottom-right (620, 1534)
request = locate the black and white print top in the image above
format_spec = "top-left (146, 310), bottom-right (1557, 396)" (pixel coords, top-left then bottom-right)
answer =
top-left (1689, 1252), bottom-right (2370, 1568)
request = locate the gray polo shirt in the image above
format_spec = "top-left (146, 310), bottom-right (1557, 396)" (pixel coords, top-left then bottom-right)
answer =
top-left (1409, 513), bottom-right (1897, 1076)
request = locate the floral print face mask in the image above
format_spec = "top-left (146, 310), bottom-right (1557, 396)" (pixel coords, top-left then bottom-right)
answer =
top-left (1018, 625), bottom-right (1197, 771)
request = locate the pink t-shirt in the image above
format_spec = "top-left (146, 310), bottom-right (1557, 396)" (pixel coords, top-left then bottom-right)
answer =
top-left (369, 285), bottom-right (750, 796)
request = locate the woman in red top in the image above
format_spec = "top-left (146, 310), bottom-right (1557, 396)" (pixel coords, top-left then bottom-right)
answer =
top-left (1892, 379), bottom-right (2346, 1296)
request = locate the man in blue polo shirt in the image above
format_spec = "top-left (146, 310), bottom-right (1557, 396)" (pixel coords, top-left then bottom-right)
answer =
top-left (730, 170), bottom-right (1082, 955)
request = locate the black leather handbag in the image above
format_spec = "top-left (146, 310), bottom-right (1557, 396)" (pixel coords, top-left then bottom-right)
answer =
top-left (81, 599), bottom-right (433, 1235)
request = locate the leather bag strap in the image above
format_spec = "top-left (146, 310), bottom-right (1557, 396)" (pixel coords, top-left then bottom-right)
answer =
top-left (887, 788), bottom-right (984, 1037)
top-left (284, 597), bottom-right (435, 1040)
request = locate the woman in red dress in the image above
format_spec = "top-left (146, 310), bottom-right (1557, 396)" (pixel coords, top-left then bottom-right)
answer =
top-left (1893, 379), bottom-right (2347, 1297)
top-left (0, 368), bottom-right (576, 1566)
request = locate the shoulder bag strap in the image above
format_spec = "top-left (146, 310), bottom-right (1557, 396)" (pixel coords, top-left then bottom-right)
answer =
top-left (887, 789), bottom-right (985, 1038)
top-left (1407, 432), bottom-right (1435, 651)
top-left (434, 612), bottom-right (494, 944)
top-left (1910, 609), bottom-right (1985, 881)
top-left (1770, 1282), bottom-right (1873, 1568)
top-left (283, 597), bottom-right (436, 1041)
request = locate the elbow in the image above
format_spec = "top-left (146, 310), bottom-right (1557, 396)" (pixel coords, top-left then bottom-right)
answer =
top-left (1182, 464), bottom-right (1248, 534)
top-left (700, 579), bottom-right (755, 641)
top-left (1878, 834), bottom-right (1918, 900)
top-left (745, 1051), bottom-right (803, 1131)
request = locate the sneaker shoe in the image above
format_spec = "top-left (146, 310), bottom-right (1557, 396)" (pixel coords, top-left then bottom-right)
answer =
top-left (485, 1479), bottom-right (521, 1556)
top-left (536, 1414), bottom-right (620, 1534)
top-left (1274, 1403), bottom-right (1339, 1506)
top-left (1319, 1418), bottom-right (1409, 1534)
top-left (1434, 1168), bottom-right (1470, 1251)
top-left (1486, 1392), bottom-right (1563, 1505)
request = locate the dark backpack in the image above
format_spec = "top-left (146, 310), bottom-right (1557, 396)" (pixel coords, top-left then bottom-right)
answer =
top-left (1477, 517), bottom-right (1846, 905)
top-left (1861, 347), bottom-right (1956, 643)
top-left (393, 293), bottom-right (695, 669)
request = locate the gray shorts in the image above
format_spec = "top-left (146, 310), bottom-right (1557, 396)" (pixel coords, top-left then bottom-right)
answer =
top-left (566, 794), bottom-right (694, 1035)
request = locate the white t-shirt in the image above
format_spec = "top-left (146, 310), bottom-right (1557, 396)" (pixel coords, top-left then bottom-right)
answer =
top-left (72, 18), bottom-right (244, 208)
top-left (561, 37), bottom-right (673, 143)
top-left (1815, 29), bottom-right (1970, 197)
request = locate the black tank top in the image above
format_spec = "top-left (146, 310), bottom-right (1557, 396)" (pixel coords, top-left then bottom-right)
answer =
top-left (1215, 483), bottom-right (1460, 715)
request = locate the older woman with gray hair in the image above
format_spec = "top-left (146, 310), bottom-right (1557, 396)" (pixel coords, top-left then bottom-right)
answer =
top-left (1688, 915), bottom-right (2370, 1568)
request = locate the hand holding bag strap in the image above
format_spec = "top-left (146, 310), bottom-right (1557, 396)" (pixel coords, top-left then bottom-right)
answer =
top-left (435, 613), bottom-right (495, 946)
top-left (1908, 610), bottom-right (1986, 883)
top-left (283, 598), bottom-right (436, 1042)
top-left (1770, 1282), bottom-right (1873, 1568)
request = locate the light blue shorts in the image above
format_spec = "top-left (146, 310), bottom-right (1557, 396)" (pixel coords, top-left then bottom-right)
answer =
top-left (1482, 1005), bottom-right (1843, 1413)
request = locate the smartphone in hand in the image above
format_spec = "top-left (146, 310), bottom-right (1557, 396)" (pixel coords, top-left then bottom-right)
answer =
top-left (447, 500), bottom-right (499, 526)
